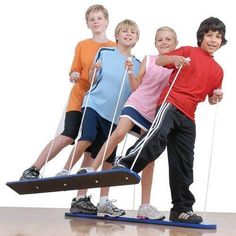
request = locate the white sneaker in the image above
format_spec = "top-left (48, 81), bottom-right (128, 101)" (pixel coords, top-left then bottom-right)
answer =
top-left (97, 199), bottom-right (125, 217)
top-left (137, 204), bottom-right (165, 220)
top-left (56, 169), bottom-right (70, 177)
top-left (77, 167), bottom-right (95, 174)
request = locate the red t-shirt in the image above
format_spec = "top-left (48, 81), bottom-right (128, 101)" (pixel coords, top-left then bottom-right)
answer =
top-left (157, 46), bottom-right (223, 121)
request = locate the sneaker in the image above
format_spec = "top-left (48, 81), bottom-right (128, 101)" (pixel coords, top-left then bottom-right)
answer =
top-left (112, 155), bottom-right (123, 166)
top-left (169, 209), bottom-right (203, 224)
top-left (97, 199), bottom-right (125, 217)
top-left (137, 204), bottom-right (165, 220)
top-left (77, 167), bottom-right (95, 174)
top-left (112, 156), bottom-right (128, 170)
top-left (70, 196), bottom-right (97, 214)
top-left (20, 166), bottom-right (40, 180)
top-left (56, 169), bottom-right (70, 177)
top-left (112, 163), bottom-right (127, 170)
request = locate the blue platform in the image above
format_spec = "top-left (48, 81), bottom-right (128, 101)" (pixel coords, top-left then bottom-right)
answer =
top-left (65, 212), bottom-right (217, 229)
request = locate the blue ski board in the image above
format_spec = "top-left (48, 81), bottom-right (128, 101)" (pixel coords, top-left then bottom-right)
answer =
top-left (65, 212), bottom-right (217, 229)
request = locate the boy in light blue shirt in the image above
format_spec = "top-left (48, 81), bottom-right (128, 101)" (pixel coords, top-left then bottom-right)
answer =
top-left (57, 19), bottom-right (140, 217)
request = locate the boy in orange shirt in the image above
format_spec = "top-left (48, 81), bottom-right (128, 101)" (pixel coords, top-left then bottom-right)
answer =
top-left (20, 4), bottom-right (115, 212)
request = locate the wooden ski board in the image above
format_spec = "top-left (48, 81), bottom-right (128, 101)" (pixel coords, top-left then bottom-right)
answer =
top-left (6, 169), bottom-right (140, 195)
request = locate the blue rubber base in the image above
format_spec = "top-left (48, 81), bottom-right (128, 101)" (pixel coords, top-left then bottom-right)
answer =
top-left (65, 212), bottom-right (217, 229)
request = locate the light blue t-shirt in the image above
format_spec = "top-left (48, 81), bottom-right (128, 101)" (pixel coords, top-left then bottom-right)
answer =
top-left (82, 47), bottom-right (140, 124)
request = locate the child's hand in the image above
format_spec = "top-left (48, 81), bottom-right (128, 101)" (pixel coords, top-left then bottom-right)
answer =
top-left (90, 59), bottom-right (102, 75)
top-left (174, 56), bottom-right (191, 68)
top-left (69, 71), bottom-right (80, 83)
top-left (213, 89), bottom-right (223, 103)
top-left (125, 57), bottom-right (133, 74)
top-left (209, 89), bottom-right (223, 104)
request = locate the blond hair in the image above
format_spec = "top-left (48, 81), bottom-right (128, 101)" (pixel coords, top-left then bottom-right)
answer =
top-left (115, 19), bottom-right (140, 40)
top-left (155, 26), bottom-right (178, 45)
top-left (85, 4), bottom-right (109, 22)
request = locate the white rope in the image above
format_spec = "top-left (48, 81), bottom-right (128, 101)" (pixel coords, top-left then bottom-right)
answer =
top-left (68, 67), bottom-right (98, 171)
top-left (132, 184), bottom-right (136, 212)
top-left (130, 65), bottom-right (183, 171)
top-left (203, 100), bottom-right (219, 221)
top-left (40, 84), bottom-right (75, 177)
top-left (100, 66), bottom-right (129, 165)
top-left (120, 134), bottom-right (128, 156)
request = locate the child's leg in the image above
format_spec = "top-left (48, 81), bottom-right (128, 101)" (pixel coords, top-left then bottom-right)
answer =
top-left (76, 152), bottom-right (94, 197)
top-left (33, 135), bottom-right (73, 170)
top-left (136, 128), bottom-right (165, 220)
top-left (63, 140), bottom-right (91, 171)
top-left (138, 161), bottom-right (165, 219)
top-left (141, 161), bottom-right (155, 204)
top-left (91, 117), bottom-right (134, 170)
top-left (70, 153), bottom-right (98, 215)
top-left (20, 111), bottom-right (81, 180)
top-left (62, 108), bottom-right (99, 171)
top-left (97, 161), bottom-right (125, 217)
top-left (99, 161), bottom-right (112, 197)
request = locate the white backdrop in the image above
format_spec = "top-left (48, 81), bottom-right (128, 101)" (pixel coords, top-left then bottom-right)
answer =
top-left (0, 0), bottom-right (235, 213)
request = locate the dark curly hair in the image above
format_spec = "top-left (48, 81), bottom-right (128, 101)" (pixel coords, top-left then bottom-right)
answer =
top-left (196, 17), bottom-right (227, 47)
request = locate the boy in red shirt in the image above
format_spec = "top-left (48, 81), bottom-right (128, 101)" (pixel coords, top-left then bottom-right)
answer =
top-left (114, 17), bottom-right (227, 223)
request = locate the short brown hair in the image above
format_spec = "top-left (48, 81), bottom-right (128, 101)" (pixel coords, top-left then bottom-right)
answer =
top-left (85, 4), bottom-right (109, 22)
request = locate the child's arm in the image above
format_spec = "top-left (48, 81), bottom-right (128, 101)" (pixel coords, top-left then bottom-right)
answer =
top-left (156, 55), bottom-right (190, 68)
top-left (126, 57), bottom-right (146, 91)
top-left (89, 60), bottom-right (102, 84)
top-left (208, 89), bottom-right (223, 105)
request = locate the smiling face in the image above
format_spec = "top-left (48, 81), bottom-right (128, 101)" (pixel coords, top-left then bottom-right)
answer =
top-left (155, 28), bottom-right (178, 55)
top-left (200, 31), bottom-right (222, 56)
top-left (86, 10), bottom-right (108, 34)
top-left (114, 19), bottom-right (140, 48)
top-left (115, 27), bottom-right (139, 47)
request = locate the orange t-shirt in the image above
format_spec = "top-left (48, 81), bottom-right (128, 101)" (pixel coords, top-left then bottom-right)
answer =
top-left (66, 39), bottom-right (116, 112)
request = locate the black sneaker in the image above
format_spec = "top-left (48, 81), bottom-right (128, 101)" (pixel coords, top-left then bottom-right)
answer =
top-left (169, 210), bottom-right (203, 224)
top-left (20, 166), bottom-right (40, 181)
top-left (70, 196), bottom-right (97, 214)
top-left (76, 167), bottom-right (95, 174)
top-left (112, 156), bottom-right (128, 170)
top-left (112, 163), bottom-right (127, 170)
top-left (112, 155), bottom-right (123, 166)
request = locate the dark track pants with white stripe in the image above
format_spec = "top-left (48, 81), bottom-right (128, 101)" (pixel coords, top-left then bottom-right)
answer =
top-left (121, 103), bottom-right (196, 212)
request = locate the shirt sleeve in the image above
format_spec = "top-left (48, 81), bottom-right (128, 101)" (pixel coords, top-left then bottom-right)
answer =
top-left (69, 42), bottom-right (82, 75)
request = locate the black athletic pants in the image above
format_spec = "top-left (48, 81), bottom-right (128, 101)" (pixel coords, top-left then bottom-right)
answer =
top-left (121, 103), bottom-right (196, 212)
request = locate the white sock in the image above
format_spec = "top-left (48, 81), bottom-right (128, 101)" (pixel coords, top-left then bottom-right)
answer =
top-left (76, 195), bottom-right (85, 200)
top-left (99, 196), bottom-right (108, 204)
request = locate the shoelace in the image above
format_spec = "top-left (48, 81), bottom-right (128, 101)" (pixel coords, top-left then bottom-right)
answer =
top-left (86, 195), bottom-right (91, 199)
top-left (105, 199), bottom-right (124, 212)
top-left (78, 196), bottom-right (96, 210)
top-left (187, 211), bottom-right (194, 216)
top-left (85, 196), bottom-right (96, 206)
top-left (106, 199), bottom-right (117, 207)
top-left (85, 195), bottom-right (93, 203)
